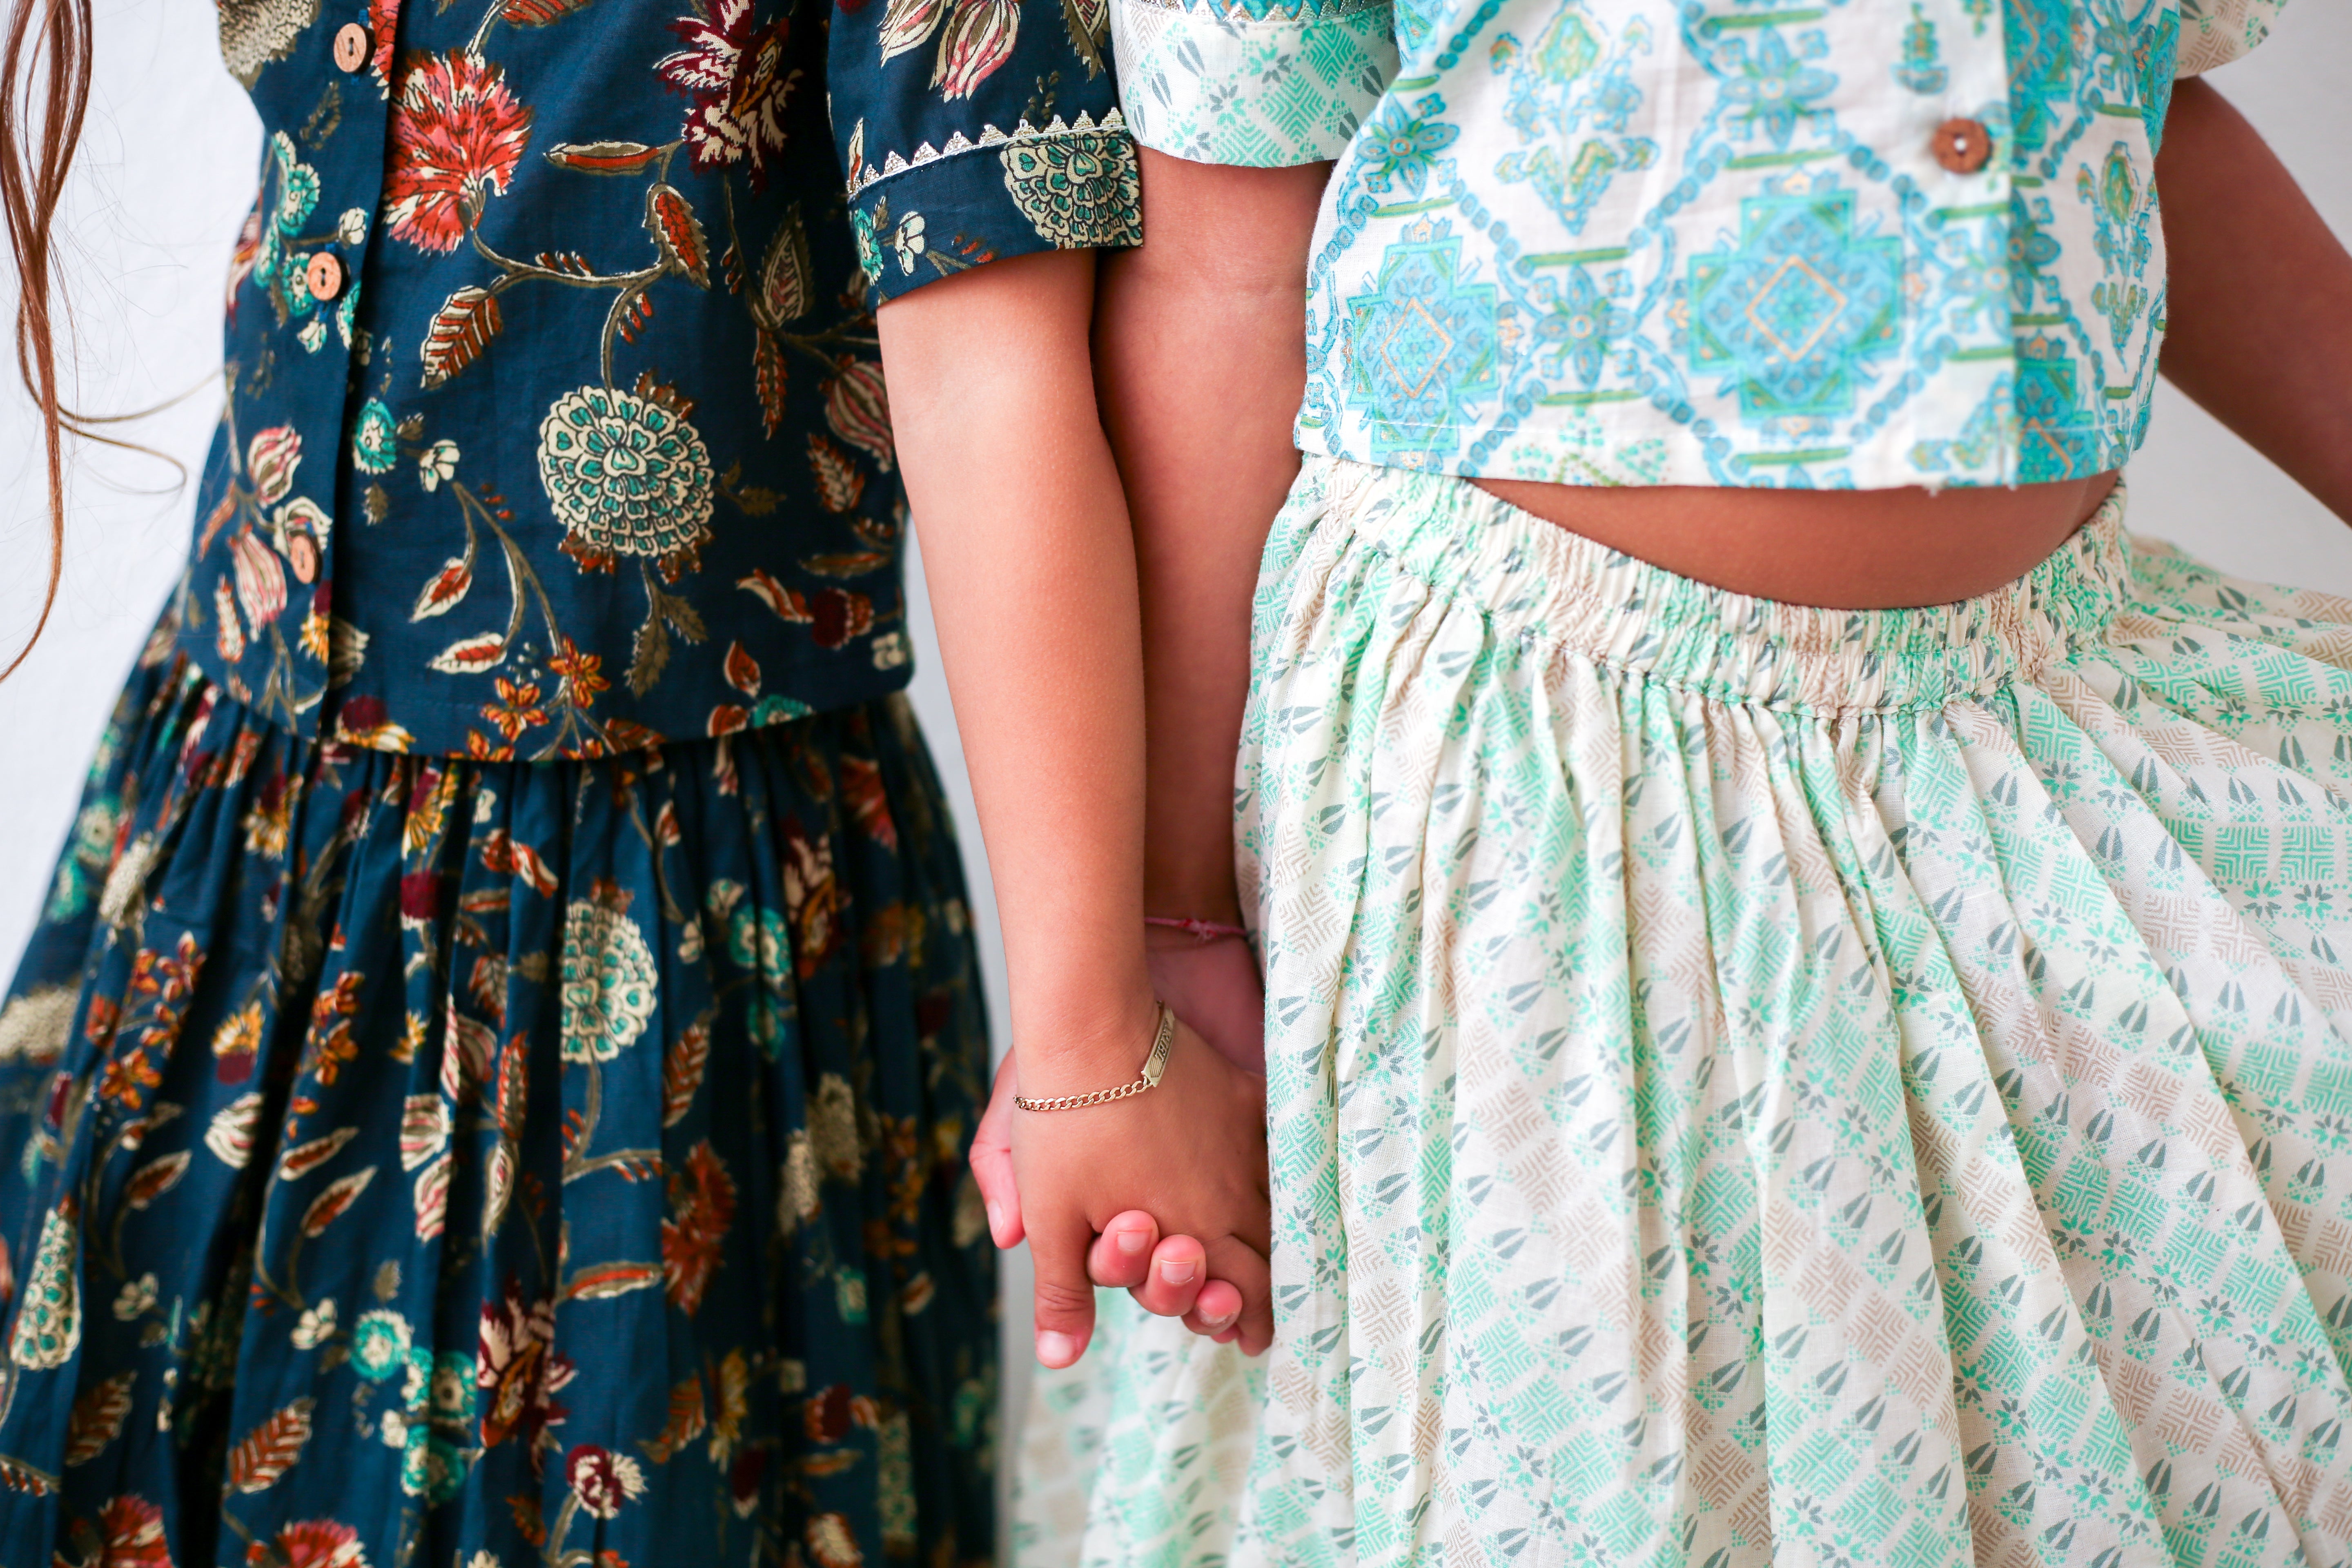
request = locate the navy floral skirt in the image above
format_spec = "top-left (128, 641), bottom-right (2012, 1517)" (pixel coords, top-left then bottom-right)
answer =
top-left (0, 632), bottom-right (996, 1567)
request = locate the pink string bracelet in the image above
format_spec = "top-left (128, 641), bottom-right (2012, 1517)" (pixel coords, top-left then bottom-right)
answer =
top-left (1145, 915), bottom-right (1249, 943)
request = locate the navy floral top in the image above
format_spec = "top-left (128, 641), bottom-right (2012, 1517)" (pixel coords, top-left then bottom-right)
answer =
top-left (187, 0), bottom-right (1141, 758)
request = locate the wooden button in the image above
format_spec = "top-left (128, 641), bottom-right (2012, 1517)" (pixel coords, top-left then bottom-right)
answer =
top-left (1931, 117), bottom-right (1993, 174)
top-left (304, 252), bottom-right (345, 302)
top-left (332, 23), bottom-right (371, 72)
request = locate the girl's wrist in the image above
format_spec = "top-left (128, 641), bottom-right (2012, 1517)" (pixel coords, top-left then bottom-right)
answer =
top-left (1010, 983), bottom-right (1163, 1095)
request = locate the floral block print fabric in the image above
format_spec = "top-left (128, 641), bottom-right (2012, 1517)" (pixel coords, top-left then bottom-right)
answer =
top-left (1019, 455), bottom-right (2352, 1568)
top-left (1108, 0), bottom-right (2291, 490)
top-left (186, 0), bottom-right (1137, 760)
top-left (0, 624), bottom-right (997, 1567)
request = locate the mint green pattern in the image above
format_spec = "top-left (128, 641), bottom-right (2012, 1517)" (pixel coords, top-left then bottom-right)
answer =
top-left (1106, 0), bottom-right (2294, 489)
top-left (1020, 458), bottom-right (2352, 1566)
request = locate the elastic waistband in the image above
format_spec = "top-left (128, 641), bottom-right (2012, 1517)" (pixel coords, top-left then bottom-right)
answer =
top-left (1301, 456), bottom-right (2134, 715)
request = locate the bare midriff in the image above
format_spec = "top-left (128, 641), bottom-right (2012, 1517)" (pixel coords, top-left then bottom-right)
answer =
top-left (1470, 470), bottom-right (2123, 610)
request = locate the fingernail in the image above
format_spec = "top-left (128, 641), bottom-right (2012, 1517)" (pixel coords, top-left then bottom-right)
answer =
top-left (1037, 1331), bottom-right (1079, 1366)
top-left (1159, 1258), bottom-right (1197, 1285)
top-left (985, 1201), bottom-right (1004, 1239)
top-left (1203, 1310), bottom-right (1235, 1330)
top-left (1116, 1228), bottom-right (1149, 1256)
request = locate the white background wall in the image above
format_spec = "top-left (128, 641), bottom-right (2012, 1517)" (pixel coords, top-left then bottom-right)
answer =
top-left (0, 0), bottom-right (2345, 1520)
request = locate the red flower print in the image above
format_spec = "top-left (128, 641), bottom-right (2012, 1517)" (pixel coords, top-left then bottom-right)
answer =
top-left (930, 0), bottom-right (1018, 99)
top-left (808, 588), bottom-right (874, 651)
top-left (657, 0), bottom-right (798, 188)
top-left (229, 530), bottom-right (288, 628)
top-left (478, 1281), bottom-right (575, 1452)
top-left (820, 360), bottom-right (891, 470)
top-left (367, 0), bottom-right (399, 89)
top-left (548, 638), bottom-right (610, 713)
top-left (659, 1140), bottom-right (738, 1314)
top-left (780, 819), bottom-right (841, 977)
top-left (337, 695), bottom-right (388, 735)
top-left (87, 1496), bottom-right (172, 1568)
top-left (566, 1444), bottom-right (647, 1519)
top-left (246, 424), bottom-right (301, 506)
top-left (247, 1520), bottom-right (367, 1568)
top-left (384, 50), bottom-right (534, 254)
top-left (399, 870), bottom-right (444, 925)
top-left (727, 1447), bottom-right (765, 1517)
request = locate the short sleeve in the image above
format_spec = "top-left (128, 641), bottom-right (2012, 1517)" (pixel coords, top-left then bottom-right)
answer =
top-left (1111, 0), bottom-right (1397, 166)
top-left (829, 0), bottom-right (1144, 307)
top-left (2175, 0), bottom-right (2288, 75)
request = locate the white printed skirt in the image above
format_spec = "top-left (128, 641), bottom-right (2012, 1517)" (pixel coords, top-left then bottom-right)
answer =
top-left (1018, 455), bottom-right (2352, 1568)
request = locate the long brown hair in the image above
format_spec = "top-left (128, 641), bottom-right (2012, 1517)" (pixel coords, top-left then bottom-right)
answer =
top-left (0, 0), bottom-right (91, 681)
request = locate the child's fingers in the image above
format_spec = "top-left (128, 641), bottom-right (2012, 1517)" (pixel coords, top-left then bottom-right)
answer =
top-left (967, 1056), bottom-right (1024, 1247)
top-left (1029, 1218), bottom-right (1100, 1370)
top-left (1129, 1234), bottom-right (1208, 1318)
top-left (1203, 1235), bottom-right (1275, 1356)
top-left (1087, 1211), bottom-right (1160, 1290)
top-left (1180, 1276), bottom-right (1243, 1337)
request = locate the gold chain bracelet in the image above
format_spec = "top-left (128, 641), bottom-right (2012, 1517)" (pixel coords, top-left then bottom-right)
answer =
top-left (1013, 1002), bottom-right (1176, 1112)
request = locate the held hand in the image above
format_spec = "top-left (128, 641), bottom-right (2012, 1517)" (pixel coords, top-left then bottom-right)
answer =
top-left (1005, 1014), bottom-right (1272, 1367)
top-left (969, 1062), bottom-right (1254, 1341)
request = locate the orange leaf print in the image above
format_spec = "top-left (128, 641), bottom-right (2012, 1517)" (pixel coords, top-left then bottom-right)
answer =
top-left (428, 631), bottom-right (508, 675)
top-left (724, 641), bottom-right (762, 698)
top-left (805, 435), bottom-right (864, 515)
top-left (755, 330), bottom-right (788, 438)
top-left (121, 1151), bottom-right (191, 1211)
top-left (563, 1260), bottom-right (662, 1303)
top-left (411, 556), bottom-right (474, 620)
top-left (707, 705), bottom-right (751, 737)
top-left (646, 184), bottom-right (711, 290)
top-left (661, 1018), bottom-right (710, 1129)
top-left (275, 1127), bottom-right (358, 1182)
top-left (299, 1169), bottom-right (376, 1238)
top-left (419, 286), bottom-right (503, 392)
top-left (736, 568), bottom-right (812, 624)
top-left (62, 1371), bottom-right (135, 1467)
top-left (639, 1374), bottom-right (708, 1463)
top-left (227, 1397), bottom-right (316, 1493)
top-left (545, 140), bottom-right (665, 174)
top-left (495, 1034), bottom-right (530, 1143)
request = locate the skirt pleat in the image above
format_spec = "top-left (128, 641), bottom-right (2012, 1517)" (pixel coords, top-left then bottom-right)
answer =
top-left (0, 633), bottom-right (996, 1568)
top-left (1019, 458), bottom-right (2352, 1568)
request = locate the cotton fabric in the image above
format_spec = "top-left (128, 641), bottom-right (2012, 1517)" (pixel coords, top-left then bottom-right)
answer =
top-left (0, 635), bottom-right (997, 1567)
top-left (1020, 458), bottom-right (2352, 1567)
top-left (1110, 0), bottom-right (2287, 489)
top-left (185, 0), bottom-right (1138, 757)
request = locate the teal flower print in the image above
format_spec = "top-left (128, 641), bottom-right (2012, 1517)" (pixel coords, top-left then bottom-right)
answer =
top-left (351, 1308), bottom-right (413, 1381)
top-left (559, 897), bottom-right (660, 1062)
top-left (1356, 93), bottom-right (1460, 198)
top-left (352, 399), bottom-right (399, 474)
top-left (538, 380), bottom-right (716, 575)
top-left (1716, 28), bottom-right (1836, 149)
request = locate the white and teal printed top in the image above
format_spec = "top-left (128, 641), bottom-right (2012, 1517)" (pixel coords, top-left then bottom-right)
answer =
top-left (1110, 0), bottom-right (2285, 486)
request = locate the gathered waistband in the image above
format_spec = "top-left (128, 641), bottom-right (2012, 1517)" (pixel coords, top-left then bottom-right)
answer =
top-left (1301, 456), bottom-right (2136, 715)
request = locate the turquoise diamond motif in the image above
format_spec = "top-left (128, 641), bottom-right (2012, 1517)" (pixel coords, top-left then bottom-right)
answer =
top-left (1346, 218), bottom-right (1497, 461)
top-left (1687, 181), bottom-right (1902, 423)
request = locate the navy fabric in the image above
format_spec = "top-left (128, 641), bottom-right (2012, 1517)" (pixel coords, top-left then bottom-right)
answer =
top-left (180, 0), bottom-right (1138, 757)
top-left (0, 639), bottom-right (996, 1565)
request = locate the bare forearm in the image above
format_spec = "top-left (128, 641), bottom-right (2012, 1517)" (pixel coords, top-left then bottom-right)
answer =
top-left (1096, 151), bottom-right (1332, 924)
top-left (879, 250), bottom-right (1156, 1082)
top-left (2158, 78), bottom-right (2352, 523)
